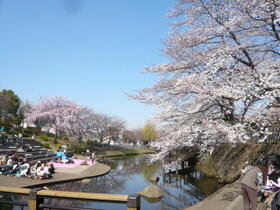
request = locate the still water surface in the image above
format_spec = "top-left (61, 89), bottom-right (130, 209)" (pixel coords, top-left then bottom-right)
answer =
top-left (1, 155), bottom-right (223, 210)
top-left (47, 155), bottom-right (223, 210)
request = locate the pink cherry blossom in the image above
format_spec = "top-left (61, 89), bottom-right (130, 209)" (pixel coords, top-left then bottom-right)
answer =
top-left (26, 96), bottom-right (95, 142)
top-left (131, 0), bottom-right (280, 166)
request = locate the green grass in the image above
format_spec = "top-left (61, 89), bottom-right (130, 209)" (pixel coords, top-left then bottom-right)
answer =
top-left (100, 148), bottom-right (155, 158)
top-left (32, 135), bottom-right (156, 158)
top-left (28, 136), bottom-right (67, 152)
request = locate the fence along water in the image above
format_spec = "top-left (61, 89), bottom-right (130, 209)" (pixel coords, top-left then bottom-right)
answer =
top-left (0, 186), bottom-right (141, 210)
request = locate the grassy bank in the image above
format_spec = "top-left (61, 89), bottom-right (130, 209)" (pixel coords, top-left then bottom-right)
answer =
top-left (98, 148), bottom-right (155, 158)
top-left (32, 135), bottom-right (156, 158)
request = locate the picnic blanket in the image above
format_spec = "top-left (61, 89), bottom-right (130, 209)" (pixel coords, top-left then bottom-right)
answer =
top-left (51, 159), bottom-right (94, 168)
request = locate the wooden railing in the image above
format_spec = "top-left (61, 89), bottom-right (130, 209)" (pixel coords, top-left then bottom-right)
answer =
top-left (0, 186), bottom-right (141, 210)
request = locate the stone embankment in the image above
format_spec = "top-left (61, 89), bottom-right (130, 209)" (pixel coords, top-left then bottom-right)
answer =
top-left (186, 142), bottom-right (280, 210)
top-left (196, 143), bottom-right (280, 183)
top-left (185, 180), bottom-right (242, 210)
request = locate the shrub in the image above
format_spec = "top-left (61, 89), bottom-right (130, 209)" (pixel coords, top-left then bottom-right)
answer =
top-left (39, 135), bottom-right (49, 142)
top-left (43, 143), bottom-right (50, 149)
top-left (68, 144), bottom-right (86, 154)
top-left (0, 132), bottom-right (8, 139)
top-left (56, 144), bottom-right (62, 149)
top-left (86, 139), bottom-right (99, 146)
top-left (23, 127), bottom-right (41, 136)
top-left (46, 132), bottom-right (55, 138)
top-left (23, 132), bottom-right (31, 137)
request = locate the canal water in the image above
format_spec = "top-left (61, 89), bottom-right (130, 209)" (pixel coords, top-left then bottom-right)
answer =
top-left (46, 155), bottom-right (223, 210)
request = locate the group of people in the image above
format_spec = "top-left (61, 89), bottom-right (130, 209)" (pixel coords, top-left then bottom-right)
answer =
top-left (241, 154), bottom-right (280, 210)
top-left (55, 149), bottom-right (74, 164)
top-left (0, 153), bottom-right (55, 180)
top-left (81, 150), bottom-right (96, 164)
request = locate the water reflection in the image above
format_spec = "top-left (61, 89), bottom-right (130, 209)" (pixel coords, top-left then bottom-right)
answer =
top-left (46, 155), bottom-right (223, 210)
top-left (0, 155), bottom-right (223, 210)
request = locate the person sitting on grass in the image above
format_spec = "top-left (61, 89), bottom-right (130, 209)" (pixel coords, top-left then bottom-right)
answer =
top-left (3, 162), bottom-right (19, 176)
top-left (262, 169), bottom-right (280, 200)
top-left (259, 159), bottom-right (280, 206)
top-left (21, 167), bottom-right (31, 177)
top-left (49, 163), bottom-right (55, 173)
top-left (34, 162), bottom-right (55, 180)
top-left (267, 170), bottom-right (280, 192)
top-left (6, 157), bottom-right (13, 166)
top-left (44, 163), bottom-right (55, 179)
top-left (29, 161), bottom-right (41, 179)
top-left (36, 162), bottom-right (46, 180)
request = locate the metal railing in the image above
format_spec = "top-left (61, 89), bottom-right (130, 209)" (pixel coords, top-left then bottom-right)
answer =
top-left (0, 186), bottom-right (140, 210)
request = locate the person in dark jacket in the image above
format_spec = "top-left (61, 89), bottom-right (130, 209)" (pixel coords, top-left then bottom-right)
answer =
top-left (241, 160), bottom-right (267, 210)
top-left (272, 191), bottom-right (280, 210)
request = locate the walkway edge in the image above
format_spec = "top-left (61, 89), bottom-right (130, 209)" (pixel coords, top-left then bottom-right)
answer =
top-left (184, 180), bottom-right (242, 210)
top-left (225, 195), bottom-right (243, 210)
top-left (0, 162), bottom-right (111, 188)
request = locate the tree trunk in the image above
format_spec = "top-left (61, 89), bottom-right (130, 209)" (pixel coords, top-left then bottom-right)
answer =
top-left (100, 136), bottom-right (103, 143)
top-left (78, 136), bottom-right (82, 144)
top-left (54, 132), bottom-right (58, 144)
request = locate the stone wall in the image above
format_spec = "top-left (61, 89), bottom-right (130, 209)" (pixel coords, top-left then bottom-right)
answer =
top-left (195, 143), bottom-right (280, 183)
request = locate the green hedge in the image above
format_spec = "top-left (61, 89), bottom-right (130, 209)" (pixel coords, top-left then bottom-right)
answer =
top-left (43, 143), bottom-right (51, 148)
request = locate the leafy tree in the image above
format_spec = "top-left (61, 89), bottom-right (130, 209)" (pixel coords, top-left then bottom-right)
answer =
top-left (0, 89), bottom-right (21, 130)
top-left (18, 100), bottom-right (32, 128)
top-left (142, 122), bottom-right (157, 141)
top-left (131, 0), bottom-right (280, 165)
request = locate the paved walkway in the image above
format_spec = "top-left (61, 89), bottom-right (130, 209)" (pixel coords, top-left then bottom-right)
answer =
top-left (0, 162), bottom-right (110, 188)
top-left (185, 180), bottom-right (242, 210)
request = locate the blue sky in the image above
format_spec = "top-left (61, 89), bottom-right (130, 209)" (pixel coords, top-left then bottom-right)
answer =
top-left (0, 0), bottom-right (174, 129)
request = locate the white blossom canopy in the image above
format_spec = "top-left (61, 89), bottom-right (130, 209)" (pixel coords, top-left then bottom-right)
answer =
top-left (131, 0), bottom-right (280, 165)
top-left (25, 96), bottom-right (94, 141)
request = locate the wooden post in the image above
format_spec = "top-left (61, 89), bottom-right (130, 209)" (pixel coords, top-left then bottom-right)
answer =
top-left (28, 188), bottom-right (43, 210)
top-left (127, 194), bottom-right (141, 210)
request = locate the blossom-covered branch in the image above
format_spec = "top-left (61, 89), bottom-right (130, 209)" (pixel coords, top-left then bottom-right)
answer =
top-left (131, 0), bottom-right (280, 165)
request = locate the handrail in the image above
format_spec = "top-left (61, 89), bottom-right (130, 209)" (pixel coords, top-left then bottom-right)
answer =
top-left (0, 186), bottom-right (30, 194)
top-left (0, 186), bottom-right (140, 210)
top-left (38, 190), bottom-right (129, 202)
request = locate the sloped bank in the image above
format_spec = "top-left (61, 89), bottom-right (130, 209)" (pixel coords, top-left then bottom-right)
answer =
top-left (195, 142), bottom-right (280, 183)
top-left (98, 148), bottom-right (155, 158)
top-left (185, 180), bottom-right (242, 210)
top-left (184, 142), bottom-right (280, 210)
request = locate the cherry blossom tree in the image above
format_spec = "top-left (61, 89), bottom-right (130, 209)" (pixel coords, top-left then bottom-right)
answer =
top-left (64, 105), bottom-right (98, 143)
top-left (26, 96), bottom-right (94, 143)
top-left (26, 96), bottom-right (126, 144)
top-left (131, 0), bottom-right (280, 166)
top-left (90, 113), bottom-right (125, 143)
